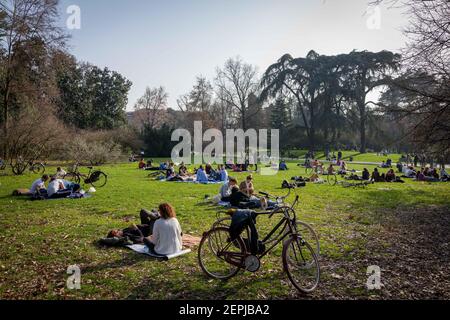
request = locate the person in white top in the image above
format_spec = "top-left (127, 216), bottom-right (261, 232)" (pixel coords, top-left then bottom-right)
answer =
top-left (47, 177), bottom-right (73, 199)
top-left (219, 177), bottom-right (238, 200)
top-left (144, 203), bottom-right (182, 256)
top-left (30, 175), bottom-right (49, 194)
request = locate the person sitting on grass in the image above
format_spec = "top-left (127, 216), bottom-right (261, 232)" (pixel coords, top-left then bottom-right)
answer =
top-left (362, 168), bottom-right (370, 181)
top-left (166, 163), bottom-right (176, 179)
top-left (219, 177), bottom-right (238, 200)
top-left (219, 165), bottom-right (228, 182)
top-left (431, 168), bottom-right (440, 180)
top-left (327, 164), bottom-right (335, 175)
top-left (47, 177), bottom-right (75, 199)
top-left (440, 167), bottom-right (449, 182)
top-left (139, 158), bottom-right (146, 169)
top-left (196, 165), bottom-right (208, 182)
top-left (179, 162), bottom-right (188, 176)
top-left (371, 168), bottom-right (384, 182)
top-left (279, 160), bottom-right (288, 171)
top-left (308, 173), bottom-right (320, 183)
top-left (385, 169), bottom-right (396, 182)
top-left (30, 174), bottom-right (49, 195)
top-left (239, 175), bottom-right (255, 196)
top-left (338, 161), bottom-right (348, 175)
top-left (143, 203), bottom-right (183, 256)
top-left (55, 167), bottom-right (67, 178)
top-left (159, 162), bottom-right (168, 170)
top-left (312, 159), bottom-right (323, 173)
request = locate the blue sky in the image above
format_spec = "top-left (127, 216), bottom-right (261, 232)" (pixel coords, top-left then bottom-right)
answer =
top-left (58, 0), bottom-right (408, 110)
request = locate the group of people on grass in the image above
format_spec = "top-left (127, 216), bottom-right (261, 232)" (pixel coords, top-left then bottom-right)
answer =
top-left (104, 203), bottom-right (183, 256)
top-left (217, 174), bottom-right (277, 209)
top-left (30, 169), bottom-right (81, 199)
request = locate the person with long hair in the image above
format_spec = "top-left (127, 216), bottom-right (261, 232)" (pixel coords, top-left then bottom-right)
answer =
top-left (144, 203), bottom-right (182, 255)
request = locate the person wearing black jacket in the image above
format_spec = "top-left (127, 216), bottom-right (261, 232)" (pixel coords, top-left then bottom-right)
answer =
top-left (222, 186), bottom-right (250, 207)
top-left (103, 209), bottom-right (160, 245)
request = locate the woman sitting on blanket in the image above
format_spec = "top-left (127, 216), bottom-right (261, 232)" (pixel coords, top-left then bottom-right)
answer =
top-left (143, 203), bottom-right (183, 256)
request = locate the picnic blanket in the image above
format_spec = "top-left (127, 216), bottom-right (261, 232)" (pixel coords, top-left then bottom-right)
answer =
top-left (125, 234), bottom-right (200, 260)
top-left (126, 245), bottom-right (191, 260)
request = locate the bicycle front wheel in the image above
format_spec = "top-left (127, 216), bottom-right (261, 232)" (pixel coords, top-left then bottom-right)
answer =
top-left (198, 227), bottom-right (245, 280)
top-left (295, 221), bottom-right (320, 257)
top-left (283, 236), bottom-right (320, 293)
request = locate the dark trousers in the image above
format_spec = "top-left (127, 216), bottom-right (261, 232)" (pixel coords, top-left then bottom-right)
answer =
top-left (49, 190), bottom-right (72, 199)
top-left (140, 209), bottom-right (160, 235)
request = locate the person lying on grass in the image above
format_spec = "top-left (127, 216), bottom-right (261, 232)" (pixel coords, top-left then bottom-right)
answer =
top-left (105, 209), bottom-right (160, 245)
top-left (143, 203), bottom-right (183, 256)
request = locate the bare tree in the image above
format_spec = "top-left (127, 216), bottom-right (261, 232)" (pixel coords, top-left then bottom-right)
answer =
top-left (134, 86), bottom-right (168, 129)
top-left (371, 0), bottom-right (450, 157)
top-left (177, 76), bottom-right (213, 113)
top-left (215, 57), bottom-right (259, 130)
top-left (0, 0), bottom-right (67, 146)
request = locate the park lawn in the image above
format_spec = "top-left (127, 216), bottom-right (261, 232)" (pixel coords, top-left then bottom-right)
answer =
top-left (284, 150), bottom-right (403, 163)
top-left (0, 161), bottom-right (449, 300)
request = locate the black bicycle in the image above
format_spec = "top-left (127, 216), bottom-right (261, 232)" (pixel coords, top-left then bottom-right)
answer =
top-left (64, 163), bottom-right (108, 188)
top-left (198, 187), bottom-right (320, 293)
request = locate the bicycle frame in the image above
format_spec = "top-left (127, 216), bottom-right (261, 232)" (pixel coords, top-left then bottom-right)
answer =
top-left (218, 193), bottom-right (302, 266)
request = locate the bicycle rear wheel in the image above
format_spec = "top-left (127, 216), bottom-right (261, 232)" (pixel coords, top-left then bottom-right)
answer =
top-left (198, 227), bottom-right (245, 280)
top-left (90, 171), bottom-right (107, 188)
top-left (283, 236), bottom-right (320, 293)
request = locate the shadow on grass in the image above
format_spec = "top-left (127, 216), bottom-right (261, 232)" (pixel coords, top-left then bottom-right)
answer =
top-left (81, 248), bottom-right (165, 275)
top-left (126, 270), bottom-right (291, 300)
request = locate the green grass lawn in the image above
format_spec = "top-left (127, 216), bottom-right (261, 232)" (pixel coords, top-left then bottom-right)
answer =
top-left (284, 150), bottom-right (404, 163)
top-left (0, 160), bottom-right (449, 300)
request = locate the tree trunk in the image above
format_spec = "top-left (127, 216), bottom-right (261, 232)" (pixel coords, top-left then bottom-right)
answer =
top-left (359, 103), bottom-right (366, 153)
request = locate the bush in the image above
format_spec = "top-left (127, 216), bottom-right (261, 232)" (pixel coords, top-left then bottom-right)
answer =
top-left (64, 136), bottom-right (123, 165)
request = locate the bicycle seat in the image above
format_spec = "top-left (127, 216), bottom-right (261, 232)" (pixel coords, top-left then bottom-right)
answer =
top-left (87, 166), bottom-right (93, 169)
